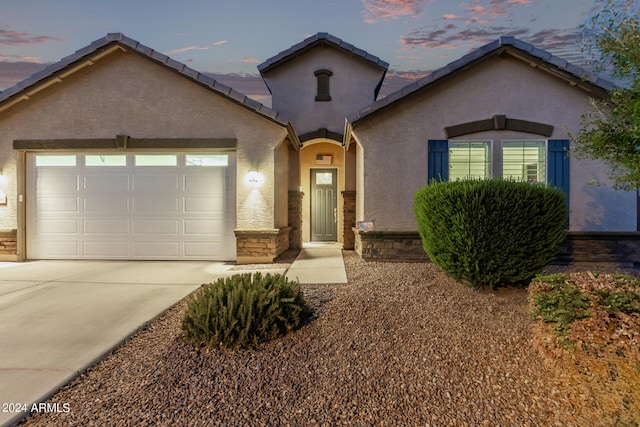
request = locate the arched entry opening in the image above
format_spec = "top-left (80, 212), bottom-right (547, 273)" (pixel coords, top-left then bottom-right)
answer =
top-left (299, 138), bottom-right (356, 246)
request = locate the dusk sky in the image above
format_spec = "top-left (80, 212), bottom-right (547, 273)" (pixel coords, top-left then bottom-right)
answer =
top-left (0, 0), bottom-right (608, 102)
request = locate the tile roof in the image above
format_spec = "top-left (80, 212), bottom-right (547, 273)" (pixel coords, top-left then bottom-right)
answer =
top-left (348, 36), bottom-right (617, 124)
top-left (0, 33), bottom-right (290, 126)
top-left (258, 32), bottom-right (389, 74)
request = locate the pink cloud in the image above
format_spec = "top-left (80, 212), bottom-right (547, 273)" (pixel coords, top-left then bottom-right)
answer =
top-left (0, 54), bottom-right (42, 63)
top-left (362, 0), bottom-right (429, 23)
top-left (164, 46), bottom-right (209, 55)
top-left (242, 57), bottom-right (260, 64)
top-left (443, 14), bottom-right (457, 19)
top-left (213, 40), bottom-right (228, 46)
top-left (0, 29), bottom-right (60, 46)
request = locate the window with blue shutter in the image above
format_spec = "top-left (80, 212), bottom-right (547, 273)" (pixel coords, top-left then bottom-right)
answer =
top-left (547, 139), bottom-right (570, 217)
top-left (428, 140), bottom-right (449, 182)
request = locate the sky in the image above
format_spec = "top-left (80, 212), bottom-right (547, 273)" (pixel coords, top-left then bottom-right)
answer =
top-left (0, 0), bottom-right (609, 103)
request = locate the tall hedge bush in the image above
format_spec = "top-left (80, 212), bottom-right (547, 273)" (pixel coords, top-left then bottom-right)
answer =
top-left (414, 178), bottom-right (566, 288)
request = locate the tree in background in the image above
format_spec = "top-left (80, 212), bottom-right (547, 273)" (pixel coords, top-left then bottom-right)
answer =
top-left (573, 0), bottom-right (640, 190)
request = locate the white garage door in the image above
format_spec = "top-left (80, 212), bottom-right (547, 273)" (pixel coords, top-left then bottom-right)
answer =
top-left (26, 152), bottom-right (236, 260)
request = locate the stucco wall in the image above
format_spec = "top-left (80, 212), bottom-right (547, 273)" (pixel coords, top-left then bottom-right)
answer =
top-left (263, 46), bottom-right (384, 136)
top-left (351, 55), bottom-right (637, 232)
top-left (0, 50), bottom-right (288, 235)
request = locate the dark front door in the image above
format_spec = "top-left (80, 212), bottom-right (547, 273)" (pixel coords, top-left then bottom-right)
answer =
top-left (311, 169), bottom-right (337, 241)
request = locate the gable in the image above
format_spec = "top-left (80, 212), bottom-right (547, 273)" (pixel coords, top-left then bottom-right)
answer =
top-left (348, 37), bottom-right (614, 126)
top-left (0, 33), bottom-right (289, 128)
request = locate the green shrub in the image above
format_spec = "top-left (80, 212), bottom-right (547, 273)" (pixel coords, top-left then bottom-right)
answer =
top-left (181, 272), bottom-right (308, 350)
top-left (530, 275), bottom-right (592, 339)
top-left (414, 178), bottom-right (566, 288)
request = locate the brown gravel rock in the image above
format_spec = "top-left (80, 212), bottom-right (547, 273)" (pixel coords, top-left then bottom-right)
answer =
top-left (20, 252), bottom-right (594, 426)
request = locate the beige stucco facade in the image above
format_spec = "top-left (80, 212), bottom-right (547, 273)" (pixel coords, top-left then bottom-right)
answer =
top-left (2, 32), bottom-right (637, 263)
top-left (0, 46), bottom-right (295, 261)
top-left (349, 54), bottom-right (637, 233)
top-left (261, 44), bottom-right (385, 137)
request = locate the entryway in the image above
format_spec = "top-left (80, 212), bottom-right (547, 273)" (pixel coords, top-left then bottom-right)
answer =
top-left (311, 168), bottom-right (337, 242)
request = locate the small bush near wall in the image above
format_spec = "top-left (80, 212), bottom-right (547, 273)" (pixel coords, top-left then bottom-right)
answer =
top-left (529, 272), bottom-right (640, 424)
top-left (414, 179), bottom-right (566, 288)
top-left (181, 272), bottom-right (308, 350)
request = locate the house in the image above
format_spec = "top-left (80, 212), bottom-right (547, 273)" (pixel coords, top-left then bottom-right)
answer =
top-left (0, 32), bottom-right (638, 264)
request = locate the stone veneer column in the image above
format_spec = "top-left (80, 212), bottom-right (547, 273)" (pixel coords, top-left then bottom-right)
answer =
top-left (235, 227), bottom-right (291, 264)
top-left (288, 191), bottom-right (303, 249)
top-left (0, 229), bottom-right (17, 257)
top-left (342, 191), bottom-right (356, 250)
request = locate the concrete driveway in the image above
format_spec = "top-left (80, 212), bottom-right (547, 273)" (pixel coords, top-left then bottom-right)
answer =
top-left (0, 260), bottom-right (245, 427)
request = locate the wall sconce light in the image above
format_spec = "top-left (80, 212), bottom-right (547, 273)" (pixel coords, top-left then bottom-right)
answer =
top-left (246, 170), bottom-right (264, 187)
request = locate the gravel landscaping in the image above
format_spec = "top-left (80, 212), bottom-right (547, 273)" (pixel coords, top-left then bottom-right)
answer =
top-left (17, 252), bottom-right (638, 426)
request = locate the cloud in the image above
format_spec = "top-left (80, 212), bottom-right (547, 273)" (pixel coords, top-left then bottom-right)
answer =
top-left (0, 28), bottom-right (59, 46)
top-left (362, 0), bottom-right (429, 23)
top-left (0, 53), bottom-right (42, 63)
top-left (164, 46), bottom-right (209, 55)
top-left (400, 22), bottom-right (589, 65)
top-left (0, 61), bottom-right (49, 90)
top-left (443, 14), bottom-right (457, 19)
top-left (242, 57), bottom-right (260, 64)
top-left (213, 40), bottom-right (228, 46)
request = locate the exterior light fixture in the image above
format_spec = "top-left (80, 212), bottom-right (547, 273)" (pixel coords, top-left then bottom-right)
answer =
top-left (246, 170), bottom-right (264, 187)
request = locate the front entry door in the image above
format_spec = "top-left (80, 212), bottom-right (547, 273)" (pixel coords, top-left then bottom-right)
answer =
top-left (311, 169), bottom-right (338, 241)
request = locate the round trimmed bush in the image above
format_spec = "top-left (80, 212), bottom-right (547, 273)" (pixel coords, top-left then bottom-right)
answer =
top-left (414, 178), bottom-right (567, 289)
top-left (181, 272), bottom-right (308, 350)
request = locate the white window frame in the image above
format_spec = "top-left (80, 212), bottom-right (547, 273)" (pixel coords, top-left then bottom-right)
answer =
top-left (448, 140), bottom-right (493, 181)
top-left (502, 140), bottom-right (547, 184)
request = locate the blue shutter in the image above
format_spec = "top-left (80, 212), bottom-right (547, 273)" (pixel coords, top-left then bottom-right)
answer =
top-left (547, 139), bottom-right (570, 218)
top-left (428, 140), bottom-right (449, 182)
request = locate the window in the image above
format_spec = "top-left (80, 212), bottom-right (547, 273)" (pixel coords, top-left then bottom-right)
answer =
top-left (85, 155), bottom-right (126, 166)
top-left (314, 69), bottom-right (332, 101)
top-left (35, 155), bottom-right (77, 167)
top-left (134, 154), bottom-right (177, 166)
top-left (502, 141), bottom-right (546, 183)
top-left (185, 154), bottom-right (228, 167)
top-left (449, 141), bottom-right (491, 180)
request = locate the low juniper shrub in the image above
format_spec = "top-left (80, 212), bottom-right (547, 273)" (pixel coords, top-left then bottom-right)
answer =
top-left (181, 272), bottom-right (308, 350)
top-left (414, 178), bottom-right (566, 289)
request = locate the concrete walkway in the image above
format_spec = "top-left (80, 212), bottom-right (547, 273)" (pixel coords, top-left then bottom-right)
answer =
top-left (286, 243), bottom-right (348, 284)
top-left (0, 260), bottom-right (241, 427)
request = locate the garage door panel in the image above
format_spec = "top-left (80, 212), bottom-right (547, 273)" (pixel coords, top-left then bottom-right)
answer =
top-left (185, 242), bottom-right (228, 257)
top-left (36, 174), bottom-right (79, 193)
top-left (36, 241), bottom-right (79, 258)
top-left (133, 175), bottom-right (179, 191)
top-left (184, 197), bottom-right (226, 213)
top-left (133, 196), bottom-right (180, 213)
top-left (133, 242), bottom-right (180, 257)
top-left (184, 219), bottom-right (225, 234)
top-left (133, 219), bottom-right (179, 235)
top-left (38, 197), bottom-right (79, 213)
top-left (27, 152), bottom-right (236, 260)
top-left (84, 175), bottom-right (129, 191)
top-left (184, 173), bottom-right (225, 194)
top-left (83, 241), bottom-right (129, 257)
top-left (84, 219), bottom-right (129, 235)
top-left (36, 219), bottom-right (79, 234)
top-left (84, 196), bottom-right (130, 214)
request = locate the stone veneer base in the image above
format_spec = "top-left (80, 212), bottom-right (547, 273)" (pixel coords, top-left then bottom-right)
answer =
top-left (235, 227), bottom-right (291, 264)
top-left (354, 229), bottom-right (640, 264)
top-left (0, 229), bottom-right (18, 261)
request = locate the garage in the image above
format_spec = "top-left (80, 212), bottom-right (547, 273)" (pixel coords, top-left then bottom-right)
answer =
top-left (26, 152), bottom-right (236, 260)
